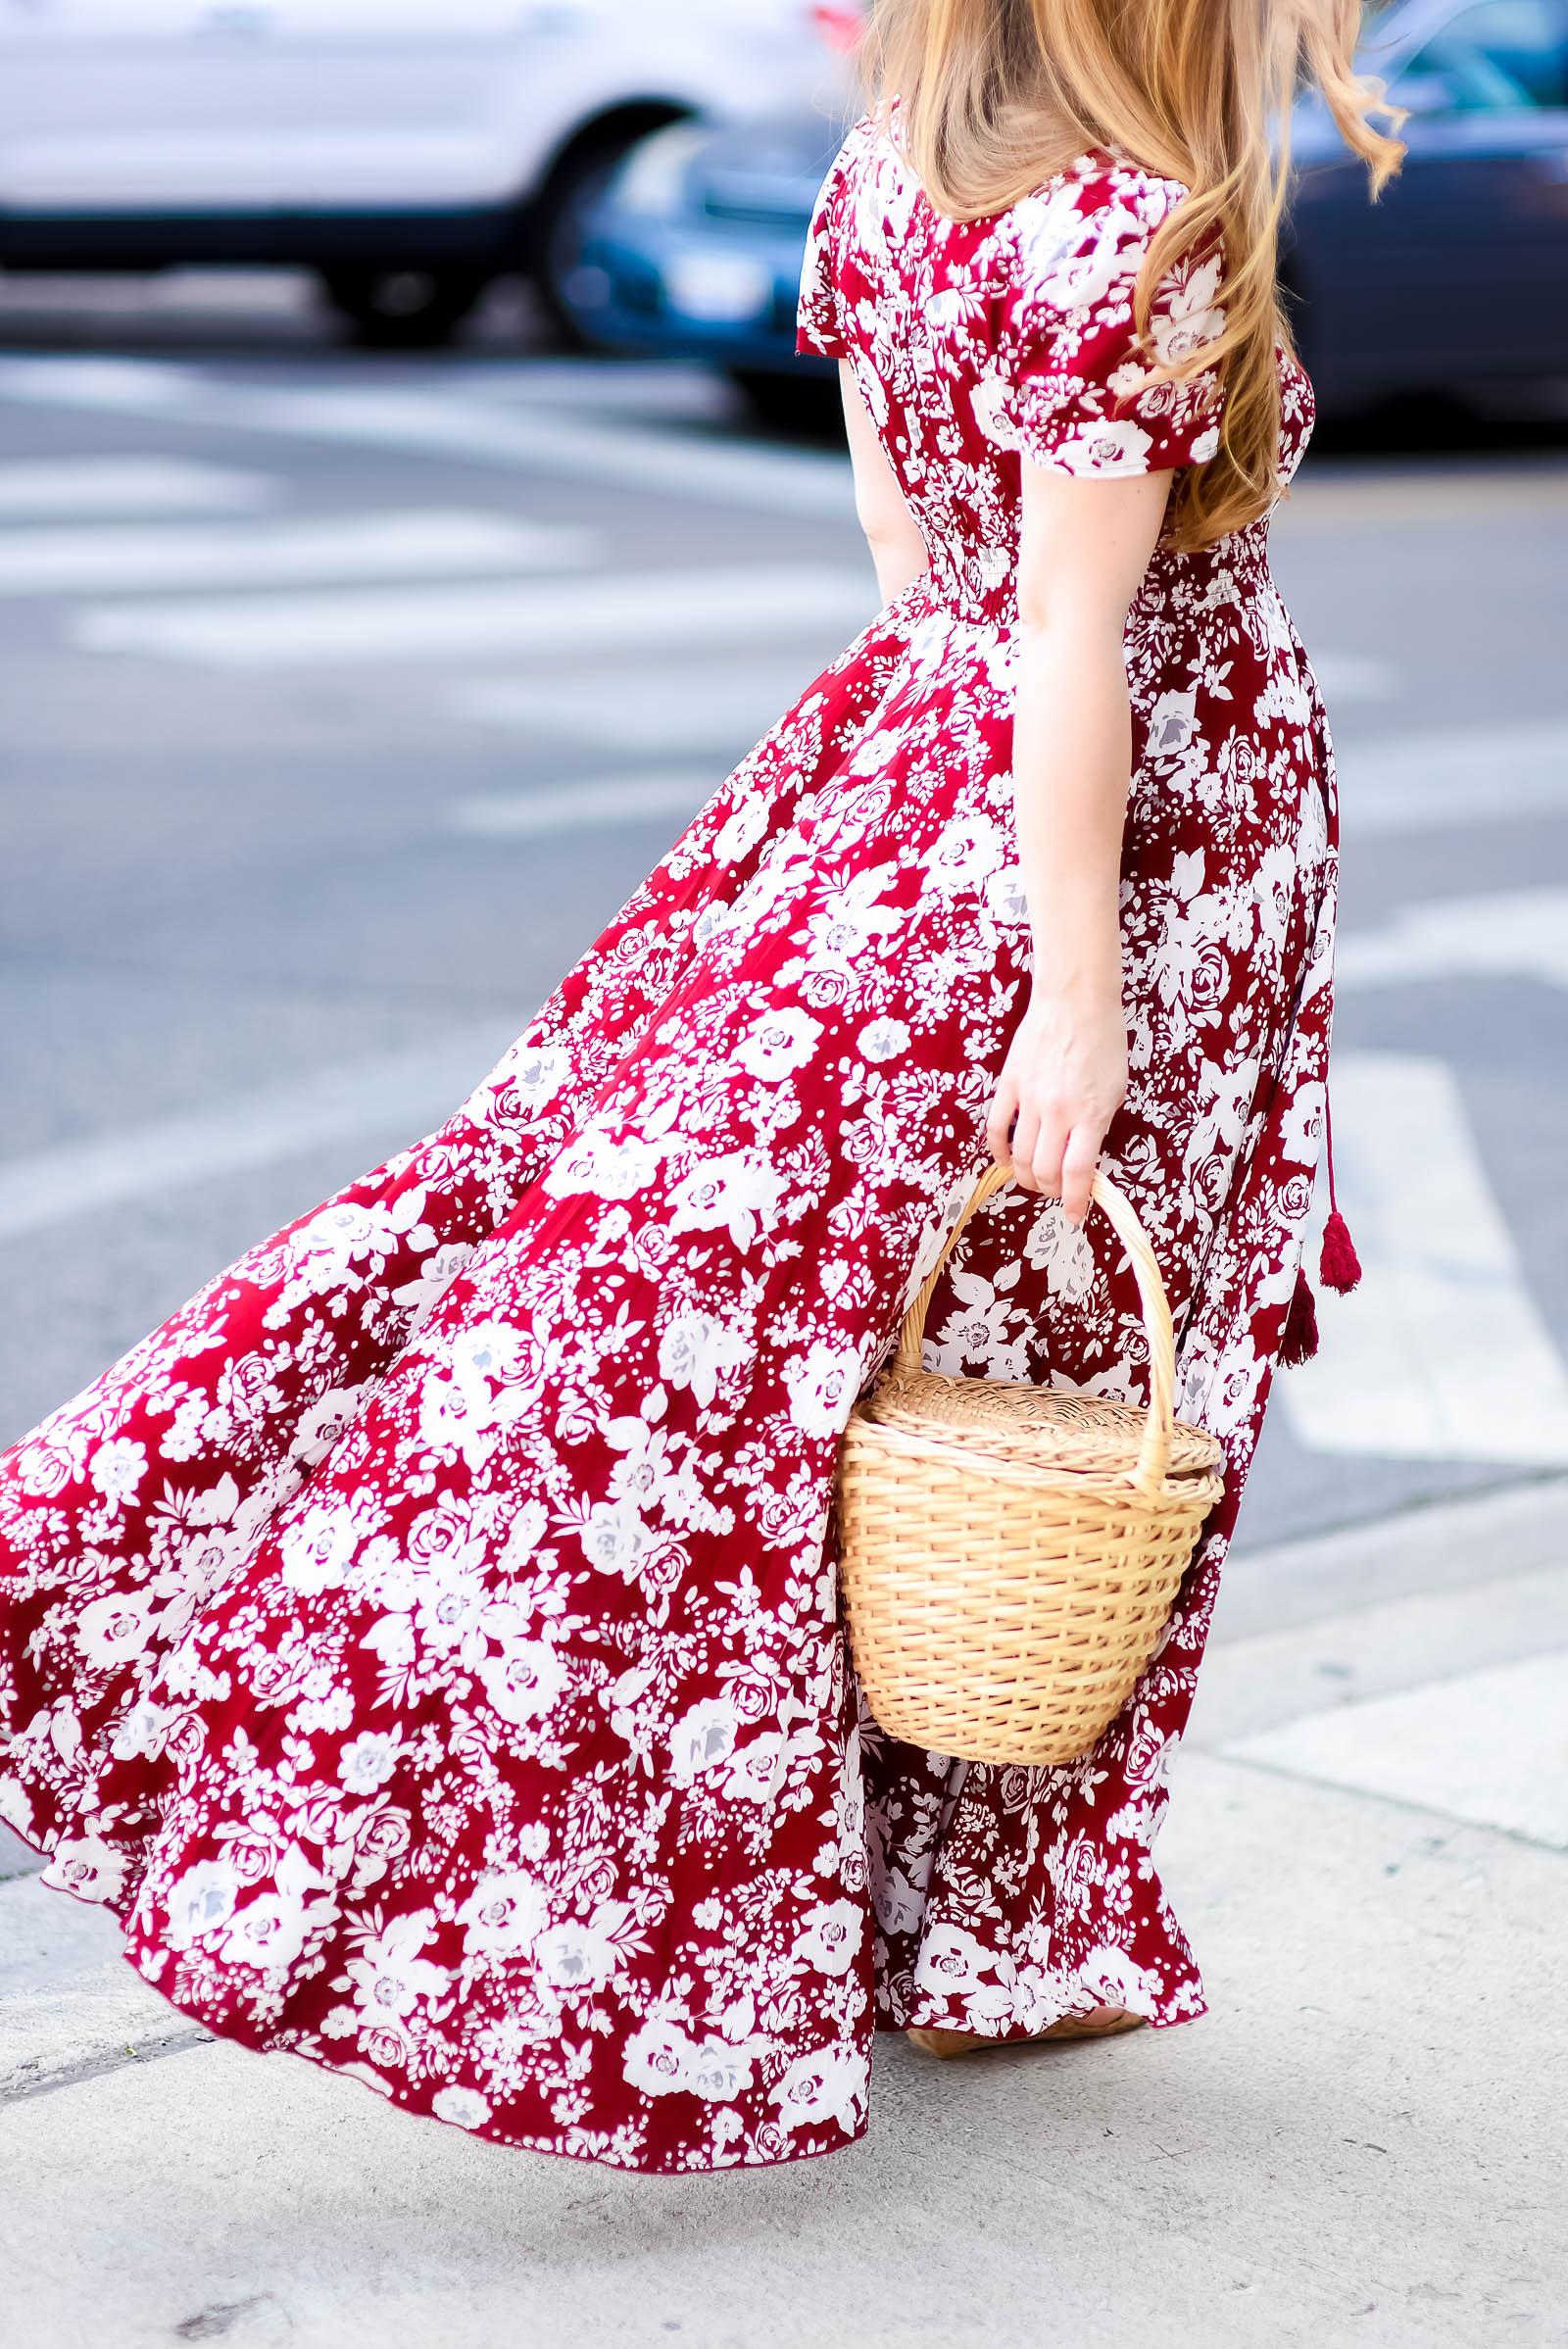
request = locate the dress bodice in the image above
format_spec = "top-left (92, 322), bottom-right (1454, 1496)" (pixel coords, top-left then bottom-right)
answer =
top-left (797, 111), bottom-right (1315, 633)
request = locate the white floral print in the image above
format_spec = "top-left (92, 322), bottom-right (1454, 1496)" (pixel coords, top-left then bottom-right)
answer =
top-left (0, 108), bottom-right (1335, 2177)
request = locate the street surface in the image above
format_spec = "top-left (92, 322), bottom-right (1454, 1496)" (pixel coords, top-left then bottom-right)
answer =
top-left (1, 276), bottom-right (1566, 2346)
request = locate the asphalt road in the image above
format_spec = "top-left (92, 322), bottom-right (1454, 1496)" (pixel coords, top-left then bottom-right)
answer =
top-left (2, 275), bottom-right (1566, 1562)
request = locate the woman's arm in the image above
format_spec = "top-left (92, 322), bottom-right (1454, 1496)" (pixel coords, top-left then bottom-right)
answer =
top-left (839, 359), bottom-right (929, 606)
top-left (985, 464), bottom-right (1173, 1223)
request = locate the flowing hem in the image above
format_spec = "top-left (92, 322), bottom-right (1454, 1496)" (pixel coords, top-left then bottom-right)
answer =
top-left (878, 1985), bottom-right (1208, 2041)
top-left (1, 1803), bottom-right (870, 2178)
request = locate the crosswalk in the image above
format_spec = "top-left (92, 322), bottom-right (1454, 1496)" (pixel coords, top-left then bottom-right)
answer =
top-left (453, 773), bottom-right (723, 837)
top-left (1282, 1051), bottom-right (1568, 1466)
top-left (0, 424), bottom-right (857, 846)
top-left (0, 399), bottom-right (1554, 833)
top-left (1, 378), bottom-right (1564, 1486)
top-left (0, 509), bottom-right (592, 596)
top-left (450, 656), bottom-right (823, 755)
top-left (74, 561), bottom-right (869, 669)
top-left (0, 455), bottom-right (275, 517)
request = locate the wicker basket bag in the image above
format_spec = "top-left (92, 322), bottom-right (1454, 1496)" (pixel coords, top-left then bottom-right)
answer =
top-left (834, 1161), bottom-right (1224, 1769)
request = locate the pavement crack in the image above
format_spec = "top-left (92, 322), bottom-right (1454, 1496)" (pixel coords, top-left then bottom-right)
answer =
top-left (1, 2023), bottom-right (213, 2105)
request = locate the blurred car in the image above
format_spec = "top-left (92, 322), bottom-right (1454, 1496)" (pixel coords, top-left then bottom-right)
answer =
top-left (0, 0), bottom-right (853, 346)
top-left (569, 110), bottom-right (847, 427)
top-left (568, 0), bottom-right (1568, 422)
top-left (1290, 0), bottom-right (1568, 409)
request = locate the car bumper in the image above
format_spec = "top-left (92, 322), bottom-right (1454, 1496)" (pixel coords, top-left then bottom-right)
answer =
top-left (569, 212), bottom-right (830, 375)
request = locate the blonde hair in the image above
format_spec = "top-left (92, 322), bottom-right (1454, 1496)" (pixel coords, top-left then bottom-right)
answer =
top-left (863, 0), bottom-right (1404, 546)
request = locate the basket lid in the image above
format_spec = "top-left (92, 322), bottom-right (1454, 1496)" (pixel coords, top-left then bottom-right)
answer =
top-left (860, 1366), bottom-right (1223, 1483)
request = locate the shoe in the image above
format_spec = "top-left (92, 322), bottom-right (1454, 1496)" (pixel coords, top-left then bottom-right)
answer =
top-left (906, 2006), bottom-right (1147, 2059)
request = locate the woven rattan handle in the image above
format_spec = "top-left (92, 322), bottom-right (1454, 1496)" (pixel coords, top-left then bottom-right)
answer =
top-left (892, 1162), bottom-right (1177, 1496)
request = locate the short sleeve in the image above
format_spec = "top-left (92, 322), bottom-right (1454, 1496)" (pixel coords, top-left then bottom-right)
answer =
top-left (795, 132), bottom-right (857, 361)
top-left (983, 171), bottom-right (1226, 477)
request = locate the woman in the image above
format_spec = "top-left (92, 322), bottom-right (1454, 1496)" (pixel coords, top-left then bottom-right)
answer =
top-left (0, 0), bottom-right (1399, 2174)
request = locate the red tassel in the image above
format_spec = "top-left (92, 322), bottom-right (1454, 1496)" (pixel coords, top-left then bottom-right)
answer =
top-left (1319, 1208), bottom-right (1361, 1295)
top-left (1318, 1089), bottom-right (1363, 1296)
top-left (1279, 1267), bottom-right (1320, 1367)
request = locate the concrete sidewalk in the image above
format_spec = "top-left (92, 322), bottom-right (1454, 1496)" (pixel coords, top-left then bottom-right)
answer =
top-left (4, 1478), bottom-right (1566, 2349)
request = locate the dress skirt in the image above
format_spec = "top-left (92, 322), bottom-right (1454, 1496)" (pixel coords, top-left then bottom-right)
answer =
top-left (0, 558), bottom-right (1335, 2173)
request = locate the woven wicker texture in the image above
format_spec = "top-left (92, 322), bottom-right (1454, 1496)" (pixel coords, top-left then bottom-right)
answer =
top-left (834, 1163), bottom-right (1224, 1768)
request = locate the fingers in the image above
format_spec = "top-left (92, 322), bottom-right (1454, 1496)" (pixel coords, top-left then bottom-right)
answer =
top-left (1027, 1110), bottom-right (1070, 1200)
top-left (1010, 1102), bottom-right (1043, 1193)
top-left (1059, 1125), bottom-right (1102, 1226)
top-left (985, 1070), bottom-right (1018, 1170)
top-left (986, 1074), bottom-right (1106, 1213)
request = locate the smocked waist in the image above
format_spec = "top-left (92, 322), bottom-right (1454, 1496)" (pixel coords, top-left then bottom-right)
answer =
top-left (912, 545), bottom-right (1276, 633)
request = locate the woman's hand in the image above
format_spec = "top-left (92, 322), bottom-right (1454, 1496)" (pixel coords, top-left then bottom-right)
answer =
top-left (985, 989), bottom-right (1128, 1223)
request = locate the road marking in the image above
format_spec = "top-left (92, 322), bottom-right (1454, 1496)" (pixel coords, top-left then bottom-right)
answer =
top-left (0, 457), bottom-right (276, 517)
top-left (452, 773), bottom-right (712, 838)
top-left (456, 357), bottom-right (735, 419)
top-left (1193, 1552), bottom-right (1568, 1748)
top-left (5, 363), bottom-right (1567, 535)
top-left (74, 563), bottom-right (871, 669)
top-left (0, 358), bottom-right (203, 410)
top-left (195, 381), bottom-right (858, 520)
top-left (0, 1028), bottom-right (510, 1241)
top-left (1226, 1650), bottom-right (1568, 1848)
top-left (1303, 651), bottom-right (1398, 705)
top-left (449, 648), bottom-right (1386, 757)
top-left (0, 510), bottom-right (593, 596)
top-left (1338, 720), bottom-right (1568, 837)
top-left (1282, 1050), bottom-right (1568, 1467)
top-left (1338, 887), bottom-right (1568, 993)
top-left (448, 658), bottom-right (808, 754)
top-left (0, 357), bottom-right (858, 520)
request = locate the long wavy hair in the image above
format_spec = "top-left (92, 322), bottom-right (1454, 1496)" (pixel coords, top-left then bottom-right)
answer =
top-left (862, 0), bottom-right (1404, 546)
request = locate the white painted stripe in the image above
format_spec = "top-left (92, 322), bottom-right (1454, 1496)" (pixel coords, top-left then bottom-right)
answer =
top-left (445, 358), bottom-right (729, 416)
top-left (5, 366), bottom-right (1567, 534)
top-left (0, 457), bottom-right (275, 517)
top-left (0, 509), bottom-right (591, 596)
top-left (452, 773), bottom-right (711, 838)
top-left (1338, 887), bottom-right (1568, 994)
top-left (1221, 1476), bottom-right (1568, 1633)
top-left (448, 659), bottom-right (804, 754)
top-left (1282, 1050), bottom-right (1568, 1466)
top-left (1226, 1651), bottom-right (1568, 1848)
top-left (260, 388), bottom-right (856, 517)
top-left (0, 1028), bottom-right (509, 1241)
top-left (74, 563), bottom-right (870, 670)
top-left (0, 357), bottom-right (858, 520)
top-left (1302, 651), bottom-right (1398, 705)
top-left (1193, 1557), bottom-right (1568, 1748)
top-left (449, 649), bottom-right (1390, 759)
top-left (1339, 720), bottom-right (1568, 837)
top-left (0, 358), bottom-right (204, 410)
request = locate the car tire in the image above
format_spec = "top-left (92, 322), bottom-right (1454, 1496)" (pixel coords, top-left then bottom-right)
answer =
top-left (532, 132), bottom-right (654, 347)
top-left (728, 367), bottom-right (844, 439)
top-left (318, 266), bottom-right (490, 350)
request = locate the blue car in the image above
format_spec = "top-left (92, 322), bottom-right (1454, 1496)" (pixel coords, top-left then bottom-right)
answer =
top-left (569, 115), bottom-right (843, 424)
top-left (568, 0), bottom-right (1568, 424)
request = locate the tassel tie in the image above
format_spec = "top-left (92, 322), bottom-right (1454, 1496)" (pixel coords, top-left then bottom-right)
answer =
top-left (1281, 1087), bottom-right (1362, 1368)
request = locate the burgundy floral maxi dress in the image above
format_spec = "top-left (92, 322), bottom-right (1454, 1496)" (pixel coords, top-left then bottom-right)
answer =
top-left (0, 112), bottom-right (1336, 2175)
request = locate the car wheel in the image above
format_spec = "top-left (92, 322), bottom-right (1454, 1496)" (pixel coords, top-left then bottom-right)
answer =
top-left (318, 266), bottom-right (490, 351)
top-left (728, 367), bottom-right (844, 440)
top-left (532, 136), bottom-right (646, 347)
